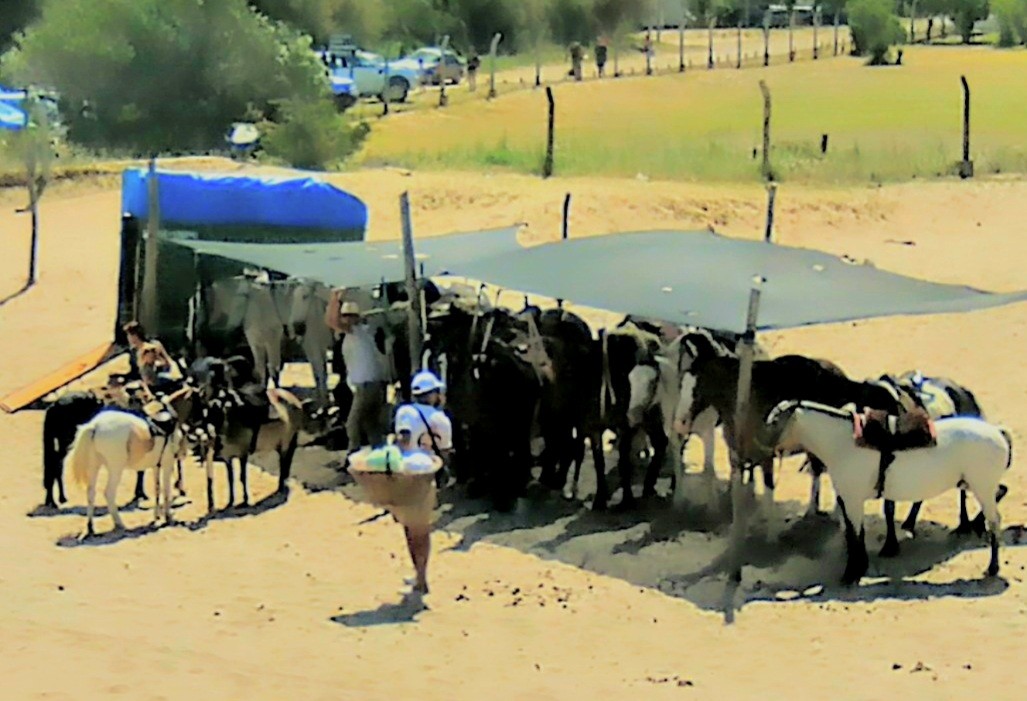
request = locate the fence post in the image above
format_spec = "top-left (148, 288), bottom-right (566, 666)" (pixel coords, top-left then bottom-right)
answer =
top-left (737, 16), bottom-right (743, 68)
top-left (763, 12), bottom-right (771, 66)
top-left (535, 39), bottom-right (542, 87)
top-left (438, 35), bottom-right (450, 107)
top-left (708, 18), bottom-right (715, 69)
top-left (562, 193), bottom-right (572, 239)
top-left (400, 192), bottom-right (425, 373)
top-left (543, 87), bottom-right (556, 178)
top-left (813, 6), bottom-right (820, 59)
top-left (789, 9), bottom-right (796, 62)
top-left (759, 80), bottom-right (772, 180)
top-left (679, 16), bottom-right (686, 72)
top-left (834, 11), bottom-right (840, 55)
top-left (959, 75), bottom-right (973, 179)
top-left (764, 184), bottom-right (778, 242)
top-left (488, 33), bottom-right (502, 100)
top-left (141, 157), bottom-right (161, 334)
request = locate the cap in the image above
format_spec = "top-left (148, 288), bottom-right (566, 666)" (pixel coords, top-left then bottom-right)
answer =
top-left (340, 301), bottom-right (361, 316)
top-left (411, 370), bottom-right (444, 396)
top-left (395, 411), bottom-right (419, 434)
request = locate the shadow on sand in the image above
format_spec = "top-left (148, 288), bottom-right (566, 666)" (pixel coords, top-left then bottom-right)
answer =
top-left (330, 595), bottom-right (429, 627)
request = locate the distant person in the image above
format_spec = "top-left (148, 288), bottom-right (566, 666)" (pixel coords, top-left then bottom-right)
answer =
top-left (122, 320), bottom-right (178, 391)
top-left (595, 38), bottom-right (609, 78)
top-left (467, 48), bottom-right (481, 91)
top-left (569, 42), bottom-right (583, 81)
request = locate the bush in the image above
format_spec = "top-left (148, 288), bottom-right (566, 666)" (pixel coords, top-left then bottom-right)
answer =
top-left (994, 0), bottom-right (1027, 45)
top-left (260, 98), bottom-right (368, 170)
top-left (847, 0), bottom-right (906, 64)
top-left (2, 0), bottom-right (329, 153)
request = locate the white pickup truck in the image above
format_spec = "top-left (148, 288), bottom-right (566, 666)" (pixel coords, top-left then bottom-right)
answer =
top-left (316, 49), bottom-right (422, 103)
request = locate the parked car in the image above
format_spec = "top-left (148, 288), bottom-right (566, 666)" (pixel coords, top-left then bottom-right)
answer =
top-left (328, 74), bottom-right (358, 111)
top-left (315, 49), bottom-right (421, 102)
top-left (394, 47), bottom-right (466, 85)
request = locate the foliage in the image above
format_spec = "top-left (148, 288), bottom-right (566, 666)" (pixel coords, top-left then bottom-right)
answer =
top-left (993, 0), bottom-right (1027, 45)
top-left (2, 0), bottom-right (329, 153)
top-left (259, 97), bottom-right (368, 170)
top-left (947, 0), bottom-right (989, 42)
top-left (0, 0), bottom-right (40, 54)
top-left (847, 0), bottom-right (905, 63)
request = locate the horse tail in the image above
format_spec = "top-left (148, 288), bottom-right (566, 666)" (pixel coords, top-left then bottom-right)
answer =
top-left (999, 427), bottom-right (1014, 470)
top-left (67, 422), bottom-right (98, 487)
top-left (42, 406), bottom-right (61, 489)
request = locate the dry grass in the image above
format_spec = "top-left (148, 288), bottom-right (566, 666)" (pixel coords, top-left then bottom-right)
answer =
top-left (356, 46), bottom-right (1027, 184)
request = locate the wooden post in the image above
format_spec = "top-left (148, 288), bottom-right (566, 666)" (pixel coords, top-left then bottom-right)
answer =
top-left (382, 49), bottom-right (391, 116)
top-left (737, 14), bottom-right (743, 68)
top-left (788, 9), bottom-right (796, 62)
top-left (438, 35), bottom-right (450, 108)
top-left (646, 28), bottom-right (653, 75)
top-left (707, 18), bottom-right (715, 69)
top-left (834, 11), bottom-right (840, 55)
top-left (399, 192), bottom-right (424, 371)
top-left (813, 6), bottom-right (820, 59)
top-left (763, 12), bottom-right (771, 66)
top-left (141, 158), bottom-right (161, 333)
top-left (562, 193), bottom-right (571, 239)
top-left (764, 184), bottom-right (777, 242)
top-left (959, 75), bottom-right (973, 179)
top-left (614, 35), bottom-right (621, 77)
top-left (909, 0), bottom-right (917, 43)
top-left (679, 16), bottom-right (686, 72)
top-left (726, 285), bottom-right (762, 587)
top-left (759, 80), bottom-right (772, 181)
top-left (543, 87), bottom-right (556, 178)
top-left (488, 33), bottom-right (502, 100)
top-left (535, 38), bottom-right (542, 87)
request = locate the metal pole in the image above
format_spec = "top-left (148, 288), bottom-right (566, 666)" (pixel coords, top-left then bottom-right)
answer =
top-left (141, 157), bottom-right (160, 332)
top-left (960, 75), bottom-right (973, 178)
top-left (764, 184), bottom-right (778, 242)
top-left (759, 80), bottom-right (772, 180)
top-left (399, 192), bottom-right (424, 371)
top-left (562, 193), bottom-right (572, 239)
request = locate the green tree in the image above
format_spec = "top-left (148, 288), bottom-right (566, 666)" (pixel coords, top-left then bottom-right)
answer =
top-left (260, 97), bottom-right (368, 169)
top-left (847, 0), bottom-right (905, 63)
top-left (993, 0), bottom-right (1027, 44)
top-left (2, 0), bottom-right (328, 153)
top-left (0, 0), bottom-right (40, 54)
top-left (947, 0), bottom-right (989, 42)
top-left (247, 0), bottom-right (386, 44)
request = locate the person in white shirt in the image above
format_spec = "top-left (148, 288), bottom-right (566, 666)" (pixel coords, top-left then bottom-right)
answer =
top-left (324, 290), bottom-right (390, 453)
top-left (387, 370), bottom-right (453, 601)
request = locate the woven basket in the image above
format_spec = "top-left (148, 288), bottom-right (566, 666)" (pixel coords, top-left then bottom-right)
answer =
top-left (347, 448), bottom-right (442, 509)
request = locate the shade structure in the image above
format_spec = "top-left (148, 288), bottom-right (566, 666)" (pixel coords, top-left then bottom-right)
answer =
top-left (169, 225), bottom-right (525, 289)
top-left (447, 229), bottom-right (1027, 334)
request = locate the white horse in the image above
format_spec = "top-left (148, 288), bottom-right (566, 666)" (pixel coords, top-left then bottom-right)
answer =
top-left (65, 409), bottom-right (185, 537)
top-left (209, 273), bottom-right (294, 388)
top-left (287, 279), bottom-right (334, 407)
top-left (765, 399), bottom-right (1013, 584)
top-left (626, 333), bottom-right (720, 507)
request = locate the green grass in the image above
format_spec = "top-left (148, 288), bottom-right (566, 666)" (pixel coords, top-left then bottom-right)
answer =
top-left (355, 46), bottom-right (1027, 184)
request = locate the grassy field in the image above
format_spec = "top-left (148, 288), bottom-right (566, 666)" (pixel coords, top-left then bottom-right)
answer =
top-left (356, 46), bottom-right (1027, 184)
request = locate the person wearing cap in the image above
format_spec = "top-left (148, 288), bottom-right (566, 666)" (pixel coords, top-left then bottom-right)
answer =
top-left (325, 289), bottom-right (390, 453)
top-left (390, 369), bottom-right (452, 600)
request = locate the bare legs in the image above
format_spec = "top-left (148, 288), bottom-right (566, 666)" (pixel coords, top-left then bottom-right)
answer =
top-left (404, 525), bottom-right (431, 594)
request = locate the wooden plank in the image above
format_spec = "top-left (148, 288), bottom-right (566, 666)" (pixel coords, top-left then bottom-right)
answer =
top-left (0, 341), bottom-right (117, 413)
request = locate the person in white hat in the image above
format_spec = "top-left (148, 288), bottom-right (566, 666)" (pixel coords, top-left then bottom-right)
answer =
top-left (325, 289), bottom-right (390, 453)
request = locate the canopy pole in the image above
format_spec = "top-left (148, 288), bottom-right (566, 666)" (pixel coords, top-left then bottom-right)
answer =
top-left (400, 192), bottom-right (424, 373)
top-left (141, 157), bottom-right (161, 333)
top-left (725, 282), bottom-right (762, 618)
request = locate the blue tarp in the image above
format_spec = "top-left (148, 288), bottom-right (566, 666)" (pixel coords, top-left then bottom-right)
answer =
top-left (0, 101), bottom-right (27, 131)
top-left (121, 169), bottom-right (368, 233)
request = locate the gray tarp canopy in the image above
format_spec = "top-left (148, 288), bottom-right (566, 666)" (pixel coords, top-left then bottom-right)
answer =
top-left (448, 229), bottom-right (1027, 334)
top-left (173, 227), bottom-right (1027, 335)
top-left (170, 225), bottom-right (523, 289)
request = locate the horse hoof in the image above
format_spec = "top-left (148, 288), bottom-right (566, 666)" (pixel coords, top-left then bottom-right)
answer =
top-left (878, 541), bottom-right (900, 558)
top-left (59, 495), bottom-right (68, 505)
top-left (986, 564), bottom-right (1000, 578)
top-left (561, 488), bottom-right (576, 501)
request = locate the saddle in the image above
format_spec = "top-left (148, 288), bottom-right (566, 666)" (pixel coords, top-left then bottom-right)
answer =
top-left (853, 407), bottom-right (937, 497)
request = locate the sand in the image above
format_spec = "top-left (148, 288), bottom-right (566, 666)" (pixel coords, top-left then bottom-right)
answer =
top-left (1, 161), bottom-right (1026, 701)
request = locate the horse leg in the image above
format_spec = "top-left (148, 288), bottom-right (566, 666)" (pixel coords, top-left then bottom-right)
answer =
top-left (240, 454), bottom-right (250, 506)
top-left (205, 448), bottom-right (216, 514)
top-left (671, 435), bottom-right (688, 508)
top-left (106, 468), bottom-right (126, 532)
top-left (174, 455), bottom-right (186, 497)
top-left (696, 411), bottom-right (719, 507)
top-left (642, 424), bottom-right (668, 499)
top-left (837, 496), bottom-right (869, 586)
top-left (162, 458), bottom-right (175, 525)
top-left (589, 432), bottom-right (609, 511)
top-left (310, 346), bottom-right (330, 408)
top-left (954, 490), bottom-right (974, 535)
top-left (902, 501), bottom-right (923, 536)
top-left (128, 470), bottom-right (146, 502)
top-left (83, 469), bottom-right (98, 538)
top-left (805, 457), bottom-right (823, 517)
top-left (970, 486), bottom-right (1002, 577)
top-left (970, 485), bottom-right (1008, 536)
top-left (879, 500), bottom-right (901, 558)
top-left (225, 459), bottom-right (235, 509)
top-left (278, 434), bottom-right (298, 492)
top-left (758, 457), bottom-right (775, 516)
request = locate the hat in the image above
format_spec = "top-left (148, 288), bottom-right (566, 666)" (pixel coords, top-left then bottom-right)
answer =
top-left (340, 301), bottom-right (362, 316)
top-left (411, 370), bottom-right (444, 396)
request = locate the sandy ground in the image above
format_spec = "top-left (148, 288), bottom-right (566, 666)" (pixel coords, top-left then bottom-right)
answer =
top-left (1, 161), bottom-right (1026, 701)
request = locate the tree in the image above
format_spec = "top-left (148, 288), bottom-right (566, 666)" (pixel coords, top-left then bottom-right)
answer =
top-left (2, 0), bottom-right (328, 153)
top-left (247, 0), bottom-right (387, 45)
top-left (3, 95), bottom-right (56, 288)
top-left (947, 0), bottom-right (989, 42)
top-left (994, 0), bottom-right (1027, 45)
top-left (847, 0), bottom-right (905, 63)
top-left (0, 0), bottom-right (40, 55)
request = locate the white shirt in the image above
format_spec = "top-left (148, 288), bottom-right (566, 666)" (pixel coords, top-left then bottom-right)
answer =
top-left (341, 323), bottom-right (388, 385)
top-left (394, 403), bottom-right (453, 453)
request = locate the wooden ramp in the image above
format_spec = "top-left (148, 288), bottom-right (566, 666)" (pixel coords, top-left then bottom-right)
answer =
top-left (0, 341), bottom-right (119, 413)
